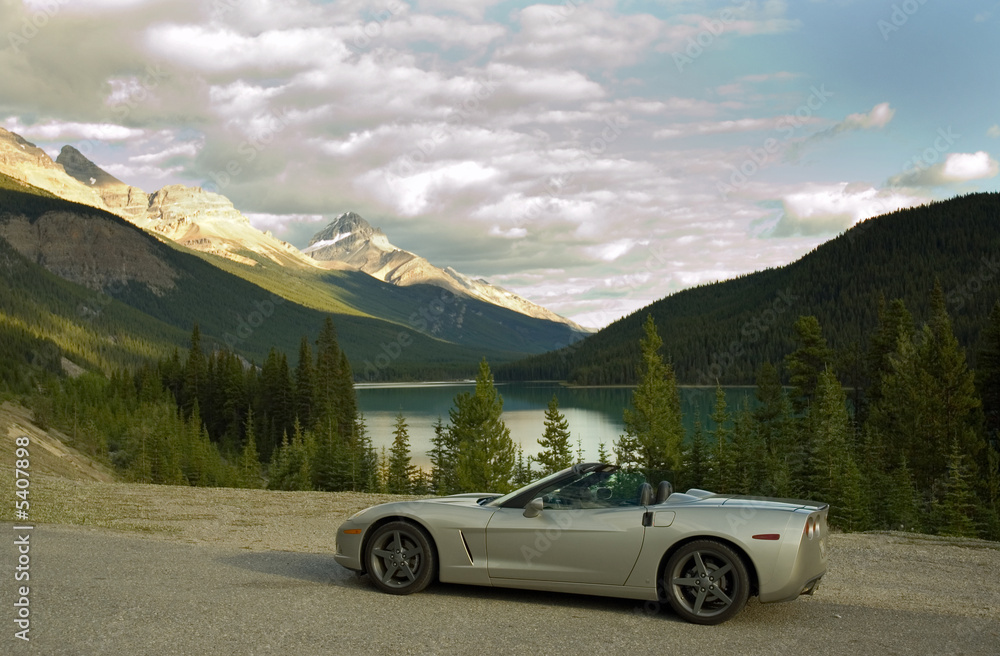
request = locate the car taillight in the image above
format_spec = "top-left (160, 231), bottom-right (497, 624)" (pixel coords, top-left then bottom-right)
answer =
top-left (803, 516), bottom-right (817, 540)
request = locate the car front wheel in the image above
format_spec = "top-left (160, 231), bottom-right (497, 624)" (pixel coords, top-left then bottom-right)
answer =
top-left (663, 539), bottom-right (750, 625)
top-left (365, 521), bottom-right (436, 595)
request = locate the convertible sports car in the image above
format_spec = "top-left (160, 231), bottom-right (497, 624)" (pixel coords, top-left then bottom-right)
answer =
top-left (335, 463), bottom-right (828, 624)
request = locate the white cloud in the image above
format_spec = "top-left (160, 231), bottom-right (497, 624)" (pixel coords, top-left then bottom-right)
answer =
top-left (786, 103), bottom-right (895, 160)
top-left (889, 151), bottom-right (1000, 187)
top-left (989, 124), bottom-right (1000, 138)
top-left (416, 0), bottom-right (504, 20)
top-left (1, 117), bottom-right (145, 142)
top-left (498, 4), bottom-right (664, 70)
top-left (654, 115), bottom-right (824, 139)
top-left (584, 239), bottom-right (641, 263)
top-left (839, 102), bottom-right (895, 131)
top-left (769, 183), bottom-right (927, 237)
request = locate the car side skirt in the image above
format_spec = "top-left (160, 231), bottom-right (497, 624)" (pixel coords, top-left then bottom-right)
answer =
top-left (482, 577), bottom-right (659, 602)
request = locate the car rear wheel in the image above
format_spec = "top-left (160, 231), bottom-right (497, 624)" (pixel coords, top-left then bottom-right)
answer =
top-left (365, 521), bottom-right (436, 595)
top-left (663, 539), bottom-right (749, 625)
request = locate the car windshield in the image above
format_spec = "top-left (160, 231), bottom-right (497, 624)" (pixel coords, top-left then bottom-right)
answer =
top-left (486, 464), bottom-right (671, 509)
top-left (535, 468), bottom-right (649, 508)
top-left (485, 467), bottom-right (572, 507)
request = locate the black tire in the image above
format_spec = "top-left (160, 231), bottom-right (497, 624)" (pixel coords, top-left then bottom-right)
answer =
top-left (365, 521), bottom-right (436, 595)
top-left (663, 539), bottom-right (750, 625)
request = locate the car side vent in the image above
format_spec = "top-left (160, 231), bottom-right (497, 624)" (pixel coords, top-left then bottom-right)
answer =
top-left (459, 530), bottom-right (474, 564)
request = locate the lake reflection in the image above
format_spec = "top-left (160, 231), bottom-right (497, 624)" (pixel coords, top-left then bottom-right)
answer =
top-left (356, 382), bottom-right (756, 469)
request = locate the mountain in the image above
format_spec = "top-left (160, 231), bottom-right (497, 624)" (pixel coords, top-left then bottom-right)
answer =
top-left (0, 129), bottom-right (315, 268)
top-left (54, 144), bottom-right (149, 223)
top-left (499, 193), bottom-right (1000, 385)
top-left (55, 146), bottom-right (313, 267)
top-left (0, 170), bottom-right (532, 379)
top-left (0, 167), bottom-right (589, 382)
top-left (0, 128), bottom-right (585, 337)
top-left (0, 128), bottom-right (108, 210)
top-left (305, 212), bottom-right (588, 331)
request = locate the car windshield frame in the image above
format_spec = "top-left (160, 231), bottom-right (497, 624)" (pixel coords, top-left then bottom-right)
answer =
top-left (486, 463), bottom-right (619, 509)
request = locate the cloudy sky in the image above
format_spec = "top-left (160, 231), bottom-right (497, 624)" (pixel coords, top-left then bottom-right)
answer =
top-left (2, 0), bottom-right (998, 328)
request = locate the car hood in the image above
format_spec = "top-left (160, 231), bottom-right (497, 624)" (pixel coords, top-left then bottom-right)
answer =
top-left (422, 493), bottom-right (496, 506)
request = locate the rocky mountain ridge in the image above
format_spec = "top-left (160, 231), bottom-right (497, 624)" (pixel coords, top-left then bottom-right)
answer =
top-left (306, 213), bottom-right (588, 331)
top-left (0, 128), bottom-right (311, 267)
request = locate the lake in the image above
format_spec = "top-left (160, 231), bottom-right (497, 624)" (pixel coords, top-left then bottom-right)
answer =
top-left (356, 382), bottom-right (757, 469)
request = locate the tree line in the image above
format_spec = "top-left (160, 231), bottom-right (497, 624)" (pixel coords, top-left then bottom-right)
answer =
top-left (10, 283), bottom-right (1000, 540)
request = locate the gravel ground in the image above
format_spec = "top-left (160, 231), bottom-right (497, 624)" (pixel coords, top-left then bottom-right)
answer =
top-left (3, 471), bottom-right (998, 624)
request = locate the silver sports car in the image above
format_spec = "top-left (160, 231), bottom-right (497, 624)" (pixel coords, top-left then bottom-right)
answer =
top-left (335, 463), bottom-right (828, 624)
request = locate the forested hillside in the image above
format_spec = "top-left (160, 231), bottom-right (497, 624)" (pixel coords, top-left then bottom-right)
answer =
top-left (0, 173), bottom-right (541, 381)
top-left (500, 193), bottom-right (1000, 385)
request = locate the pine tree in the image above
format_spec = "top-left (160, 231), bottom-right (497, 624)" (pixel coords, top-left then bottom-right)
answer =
top-left (754, 363), bottom-right (796, 497)
top-left (869, 283), bottom-right (982, 491)
top-left (834, 456), bottom-right (871, 532)
top-left (785, 316), bottom-right (834, 413)
top-left (238, 408), bottom-right (263, 488)
top-left (731, 400), bottom-right (766, 495)
top-left (597, 440), bottom-right (612, 465)
top-left (259, 348), bottom-right (293, 462)
top-left (267, 420), bottom-right (313, 491)
top-left (429, 417), bottom-right (459, 495)
top-left (935, 439), bottom-right (978, 538)
top-left (681, 420), bottom-right (708, 490)
top-left (865, 297), bottom-right (913, 420)
top-left (707, 385), bottom-right (733, 492)
top-left (512, 445), bottom-right (534, 487)
top-left (182, 324), bottom-right (207, 418)
top-left (536, 395), bottom-right (573, 475)
top-left (886, 455), bottom-right (921, 532)
top-left (314, 317), bottom-right (344, 436)
top-left (377, 446), bottom-right (390, 493)
top-left (410, 468), bottom-right (432, 495)
top-left (809, 368), bottom-right (854, 505)
top-left (387, 412), bottom-right (416, 494)
top-left (451, 358), bottom-right (517, 493)
top-left (294, 336), bottom-right (316, 430)
top-left (615, 315), bottom-right (684, 473)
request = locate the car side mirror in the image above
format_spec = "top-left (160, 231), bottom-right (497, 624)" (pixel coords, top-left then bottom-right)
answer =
top-left (523, 497), bottom-right (544, 518)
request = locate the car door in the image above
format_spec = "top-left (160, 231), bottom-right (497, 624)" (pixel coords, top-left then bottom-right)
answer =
top-left (485, 504), bottom-right (647, 585)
